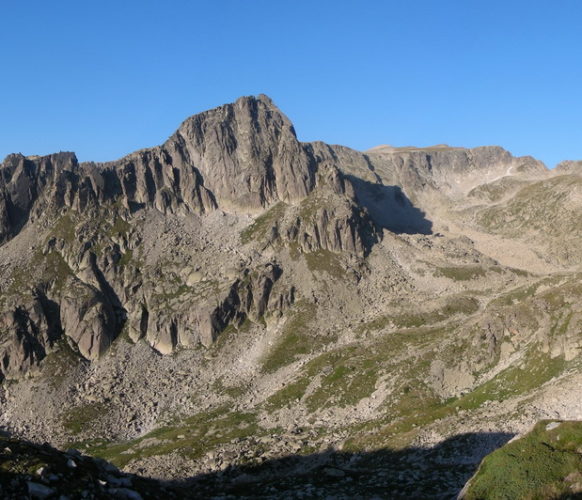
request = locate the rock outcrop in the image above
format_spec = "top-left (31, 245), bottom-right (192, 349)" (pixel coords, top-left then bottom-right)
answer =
top-left (554, 159), bottom-right (582, 174)
top-left (282, 166), bottom-right (379, 255)
top-left (137, 263), bottom-right (288, 355)
top-left (171, 94), bottom-right (315, 211)
top-left (0, 294), bottom-right (60, 381)
top-left (59, 278), bottom-right (119, 361)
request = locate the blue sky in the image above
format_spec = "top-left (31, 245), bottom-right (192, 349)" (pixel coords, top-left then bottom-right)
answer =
top-left (1, 1), bottom-right (581, 167)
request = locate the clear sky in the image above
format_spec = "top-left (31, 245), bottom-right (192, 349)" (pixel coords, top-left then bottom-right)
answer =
top-left (1, 1), bottom-right (581, 167)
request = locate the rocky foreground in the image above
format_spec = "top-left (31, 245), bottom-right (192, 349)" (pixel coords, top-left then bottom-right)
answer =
top-left (2, 95), bottom-right (582, 498)
top-left (0, 432), bottom-right (508, 499)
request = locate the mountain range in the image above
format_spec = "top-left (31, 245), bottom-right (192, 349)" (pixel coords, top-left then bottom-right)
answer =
top-left (2, 95), bottom-right (582, 498)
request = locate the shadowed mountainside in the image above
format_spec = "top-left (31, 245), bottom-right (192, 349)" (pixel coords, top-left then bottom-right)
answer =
top-left (347, 175), bottom-right (433, 235)
top-left (0, 431), bottom-right (514, 499)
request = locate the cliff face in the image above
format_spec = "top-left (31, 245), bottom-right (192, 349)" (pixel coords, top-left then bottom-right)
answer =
top-left (0, 152), bottom-right (80, 244)
top-left (170, 94), bottom-right (315, 211)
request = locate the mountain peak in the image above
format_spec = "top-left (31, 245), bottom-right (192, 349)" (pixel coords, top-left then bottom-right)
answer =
top-left (167, 94), bottom-right (312, 211)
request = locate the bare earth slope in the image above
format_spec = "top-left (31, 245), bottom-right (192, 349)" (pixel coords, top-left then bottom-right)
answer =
top-left (1, 95), bottom-right (581, 498)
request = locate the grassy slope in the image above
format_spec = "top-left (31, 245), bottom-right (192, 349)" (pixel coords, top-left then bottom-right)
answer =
top-left (58, 273), bottom-right (582, 469)
top-left (463, 421), bottom-right (582, 500)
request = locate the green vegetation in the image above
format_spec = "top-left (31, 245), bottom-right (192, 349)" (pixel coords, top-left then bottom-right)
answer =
top-left (550, 312), bottom-right (572, 341)
top-left (49, 210), bottom-right (130, 247)
top-left (206, 317), bottom-right (258, 357)
top-left (468, 177), bottom-right (526, 202)
top-left (266, 324), bottom-right (451, 419)
top-left (265, 377), bottom-right (311, 409)
top-left (357, 296), bottom-right (480, 333)
top-left (477, 176), bottom-right (582, 237)
top-left (85, 407), bottom-right (264, 468)
top-left (337, 282), bottom-right (579, 452)
top-left (435, 265), bottom-right (487, 281)
top-left (50, 214), bottom-right (77, 243)
top-left (540, 280), bottom-right (582, 309)
top-left (492, 283), bottom-right (539, 307)
top-left (212, 376), bottom-right (250, 399)
top-left (346, 346), bottom-right (571, 452)
top-left (464, 420), bottom-right (582, 499)
top-left (304, 249), bottom-right (345, 278)
top-left (298, 191), bottom-right (325, 221)
top-left (261, 301), bottom-right (332, 373)
top-left (46, 207), bottom-right (134, 259)
top-left (6, 249), bottom-right (74, 298)
top-left (149, 276), bottom-right (223, 312)
top-left (457, 350), bottom-right (567, 411)
top-left (117, 249), bottom-right (133, 267)
top-left (43, 251), bottom-right (76, 293)
top-left (240, 202), bottom-right (287, 244)
top-left (42, 339), bottom-right (83, 388)
top-left (506, 266), bottom-right (531, 277)
top-left (0, 439), bottom-right (48, 476)
top-left (110, 215), bottom-right (130, 237)
top-left (0, 435), bottom-right (169, 497)
top-left (63, 402), bottom-right (109, 434)
top-left (303, 348), bottom-right (379, 410)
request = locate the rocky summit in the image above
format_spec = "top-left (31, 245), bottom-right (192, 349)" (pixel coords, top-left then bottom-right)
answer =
top-left (1, 94), bottom-right (582, 498)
